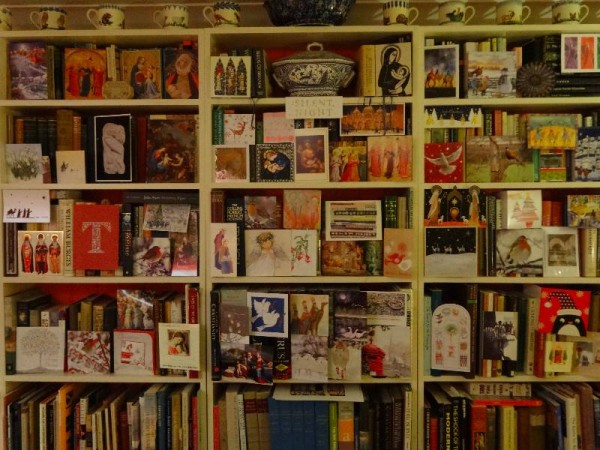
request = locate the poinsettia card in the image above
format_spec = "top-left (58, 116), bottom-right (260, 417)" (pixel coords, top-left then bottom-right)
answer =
top-left (424, 142), bottom-right (464, 183)
top-left (538, 287), bottom-right (591, 336)
top-left (73, 203), bottom-right (120, 271)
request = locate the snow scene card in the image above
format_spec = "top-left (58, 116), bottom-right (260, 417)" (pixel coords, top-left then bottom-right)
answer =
top-left (495, 228), bottom-right (544, 277)
top-left (424, 226), bottom-right (479, 277)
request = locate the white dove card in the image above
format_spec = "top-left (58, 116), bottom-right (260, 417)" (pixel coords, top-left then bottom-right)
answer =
top-left (247, 291), bottom-right (288, 338)
top-left (424, 226), bottom-right (479, 278)
top-left (424, 142), bottom-right (464, 183)
top-left (543, 226), bottom-right (579, 277)
top-left (495, 228), bottom-right (544, 277)
top-left (366, 135), bottom-right (413, 182)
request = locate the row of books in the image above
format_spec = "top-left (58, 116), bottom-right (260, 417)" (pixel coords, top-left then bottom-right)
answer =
top-left (424, 283), bottom-right (598, 379)
top-left (4, 285), bottom-right (199, 376)
top-left (9, 40), bottom-right (199, 101)
top-left (211, 189), bottom-right (413, 278)
top-left (3, 190), bottom-right (199, 278)
top-left (4, 382), bottom-right (200, 450)
top-left (214, 383), bottom-right (412, 450)
top-left (7, 111), bottom-right (198, 185)
top-left (210, 286), bottom-right (412, 383)
top-left (425, 381), bottom-right (600, 450)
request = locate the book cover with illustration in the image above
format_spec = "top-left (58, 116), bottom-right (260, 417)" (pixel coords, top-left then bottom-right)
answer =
top-left (465, 135), bottom-right (534, 183)
top-left (465, 51), bottom-right (517, 98)
top-left (574, 127), bottom-right (600, 181)
top-left (566, 194), bottom-right (600, 227)
top-left (424, 142), bottom-right (464, 183)
top-left (146, 114), bottom-right (197, 183)
top-left (120, 48), bottom-right (163, 99)
top-left (73, 203), bottom-right (120, 271)
top-left (9, 41), bottom-right (49, 100)
top-left (538, 287), bottom-right (591, 336)
top-left (64, 48), bottom-right (107, 100)
top-left (424, 226), bottom-right (479, 277)
top-left (495, 228), bottom-right (544, 277)
top-left (526, 113), bottom-right (579, 149)
top-left (162, 47), bottom-right (199, 99)
top-left (367, 135), bottom-right (412, 182)
top-left (329, 140), bottom-right (368, 182)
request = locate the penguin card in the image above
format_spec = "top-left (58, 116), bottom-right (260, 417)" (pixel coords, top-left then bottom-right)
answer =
top-left (543, 226), bottom-right (579, 277)
top-left (495, 228), bottom-right (544, 277)
top-left (538, 287), bottom-right (591, 336)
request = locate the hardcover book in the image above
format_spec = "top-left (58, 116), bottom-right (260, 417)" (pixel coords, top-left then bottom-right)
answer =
top-left (252, 143), bottom-right (294, 182)
top-left (9, 41), bottom-right (49, 100)
top-left (329, 140), bottom-right (367, 182)
top-left (120, 48), bottom-right (163, 99)
top-left (162, 47), bottom-right (199, 99)
top-left (113, 329), bottom-right (156, 375)
top-left (64, 48), bottom-right (107, 100)
top-left (574, 127), bottom-right (600, 181)
top-left (465, 51), bottom-right (517, 98)
top-left (465, 136), bottom-right (534, 183)
top-left (367, 135), bottom-right (412, 181)
top-left (146, 114), bottom-right (197, 183)
top-left (66, 330), bottom-right (111, 374)
top-left (73, 203), bottom-right (120, 271)
top-left (495, 228), bottom-right (544, 277)
top-left (424, 142), bottom-right (464, 183)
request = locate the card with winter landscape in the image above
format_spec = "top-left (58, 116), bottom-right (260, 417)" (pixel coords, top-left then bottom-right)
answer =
top-left (424, 226), bottom-right (479, 277)
top-left (291, 334), bottom-right (328, 382)
top-left (495, 228), bottom-right (544, 277)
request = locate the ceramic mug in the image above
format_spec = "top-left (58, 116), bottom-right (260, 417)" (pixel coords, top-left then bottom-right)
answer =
top-left (383, 0), bottom-right (419, 25)
top-left (552, 0), bottom-right (588, 23)
top-left (203, 1), bottom-right (241, 27)
top-left (0, 6), bottom-right (12, 31)
top-left (153, 4), bottom-right (189, 29)
top-left (87, 4), bottom-right (125, 29)
top-left (496, 0), bottom-right (531, 24)
top-left (438, 0), bottom-right (475, 25)
top-left (30, 6), bottom-right (67, 30)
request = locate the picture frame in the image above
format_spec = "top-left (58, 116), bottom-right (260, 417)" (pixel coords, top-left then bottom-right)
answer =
top-left (561, 34), bottom-right (598, 73)
top-left (294, 128), bottom-right (329, 181)
top-left (340, 103), bottom-right (405, 136)
top-left (214, 145), bottom-right (249, 183)
top-left (93, 114), bottom-right (134, 183)
top-left (18, 230), bottom-right (64, 276)
top-left (157, 322), bottom-right (200, 370)
top-left (543, 226), bottom-right (579, 277)
top-left (424, 44), bottom-right (460, 99)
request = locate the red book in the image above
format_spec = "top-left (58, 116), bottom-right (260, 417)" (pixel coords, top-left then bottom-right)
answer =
top-left (471, 397), bottom-right (544, 406)
top-left (213, 403), bottom-right (220, 450)
top-left (470, 403), bottom-right (487, 450)
top-left (187, 284), bottom-right (199, 379)
top-left (73, 203), bottom-right (120, 271)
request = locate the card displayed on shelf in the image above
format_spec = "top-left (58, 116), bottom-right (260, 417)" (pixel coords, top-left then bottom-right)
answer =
top-left (543, 226), bottom-right (579, 277)
top-left (142, 204), bottom-right (191, 233)
top-left (113, 329), bottom-right (156, 375)
top-left (251, 143), bottom-right (294, 182)
top-left (424, 226), bottom-right (479, 278)
top-left (538, 287), bottom-right (591, 336)
top-left (465, 135), bottom-right (533, 183)
top-left (244, 195), bottom-right (281, 229)
top-left (120, 48), bottom-right (163, 99)
top-left (498, 190), bottom-right (542, 229)
top-left (4, 143), bottom-right (45, 184)
top-left (383, 228), bottom-right (414, 277)
top-left (210, 223), bottom-right (238, 277)
top-left (210, 55), bottom-right (252, 97)
top-left (329, 140), bottom-right (367, 182)
top-left (424, 44), bottom-right (459, 99)
top-left (133, 236), bottom-right (172, 277)
top-left (424, 105), bottom-right (483, 128)
top-left (325, 200), bottom-right (382, 241)
top-left (8, 41), bottom-right (49, 100)
top-left (367, 135), bottom-right (412, 182)
top-left (431, 302), bottom-right (471, 373)
top-left (282, 189), bottom-right (321, 230)
top-left (55, 150), bottom-right (86, 184)
top-left (223, 113), bottom-right (256, 146)
top-left (64, 48), bottom-right (107, 100)
top-left (262, 111), bottom-right (295, 143)
top-left (115, 289), bottom-right (155, 330)
top-left (340, 103), bottom-right (405, 136)
top-left (424, 142), bottom-right (463, 183)
top-left (526, 113), bottom-right (579, 149)
top-left (574, 127), bottom-right (600, 181)
top-left (465, 51), bottom-right (517, 98)
top-left (66, 330), bottom-right (111, 374)
top-left (3, 189), bottom-right (50, 223)
top-left (157, 323), bottom-right (200, 370)
top-left (16, 324), bottom-right (65, 373)
top-left (321, 240), bottom-right (369, 276)
top-left (495, 228), bottom-right (544, 277)
top-left (17, 230), bottom-right (64, 276)
top-left (247, 291), bottom-right (288, 338)
top-left (294, 128), bottom-right (329, 181)
top-left (214, 145), bottom-right (249, 183)
top-left (162, 47), bottom-right (199, 99)
top-left (92, 114), bottom-right (134, 182)
top-left (566, 194), bottom-right (600, 227)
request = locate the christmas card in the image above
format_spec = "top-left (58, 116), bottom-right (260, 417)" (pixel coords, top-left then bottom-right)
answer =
top-left (495, 228), bottom-right (544, 277)
top-left (538, 287), bottom-right (591, 336)
top-left (424, 142), bottom-right (464, 183)
top-left (498, 190), bottom-right (542, 229)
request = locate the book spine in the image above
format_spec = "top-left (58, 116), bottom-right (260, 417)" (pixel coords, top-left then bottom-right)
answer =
top-left (58, 199), bottom-right (75, 276)
top-left (329, 402), bottom-right (338, 450)
top-left (358, 45), bottom-right (376, 97)
top-left (252, 48), bottom-right (266, 98)
top-left (211, 190), bottom-right (226, 223)
top-left (465, 283), bottom-right (479, 378)
top-left (272, 337), bottom-right (292, 380)
top-left (120, 203), bottom-right (134, 276)
top-left (187, 286), bottom-right (200, 379)
top-left (210, 290), bottom-right (221, 381)
top-left (4, 223), bottom-right (18, 276)
top-left (236, 392), bottom-right (248, 450)
top-left (579, 227), bottom-right (598, 277)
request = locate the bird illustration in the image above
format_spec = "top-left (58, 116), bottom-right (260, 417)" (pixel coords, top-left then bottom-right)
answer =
top-left (506, 235), bottom-right (531, 265)
top-left (252, 298), bottom-right (281, 331)
top-left (425, 146), bottom-right (463, 175)
top-left (136, 245), bottom-right (163, 263)
top-left (341, 326), bottom-right (367, 340)
top-left (504, 146), bottom-right (522, 163)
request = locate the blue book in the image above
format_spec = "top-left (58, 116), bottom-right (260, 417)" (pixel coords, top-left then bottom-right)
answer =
top-left (314, 401), bottom-right (330, 450)
top-left (291, 400), bottom-right (305, 450)
top-left (267, 397), bottom-right (281, 450)
top-left (156, 384), bottom-right (173, 450)
top-left (278, 400), bottom-right (293, 448)
top-left (303, 401), bottom-right (316, 448)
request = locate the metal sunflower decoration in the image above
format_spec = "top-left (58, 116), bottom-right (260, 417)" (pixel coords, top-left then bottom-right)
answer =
top-left (516, 62), bottom-right (556, 97)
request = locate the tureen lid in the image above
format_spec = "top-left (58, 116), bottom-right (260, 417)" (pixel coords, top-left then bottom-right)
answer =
top-left (272, 42), bottom-right (355, 67)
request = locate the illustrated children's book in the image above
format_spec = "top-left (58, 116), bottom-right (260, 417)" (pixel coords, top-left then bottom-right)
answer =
top-left (538, 287), bottom-right (591, 336)
top-left (367, 135), bottom-right (412, 182)
top-left (465, 136), bottom-right (534, 183)
top-left (424, 226), bottom-right (479, 277)
top-left (120, 48), bottom-right (163, 99)
top-left (574, 127), bottom-right (600, 181)
top-left (494, 228), bottom-right (544, 277)
top-left (9, 41), bottom-right (49, 100)
top-left (526, 113), bottom-right (579, 149)
top-left (146, 114), bottom-right (197, 183)
top-left (465, 51), bottom-right (517, 98)
top-left (64, 48), bottom-right (107, 100)
top-left (566, 194), bottom-right (600, 227)
top-left (162, 47), bottom-right (199, 99)
top-left (424, 142), bottom-right (464, 183)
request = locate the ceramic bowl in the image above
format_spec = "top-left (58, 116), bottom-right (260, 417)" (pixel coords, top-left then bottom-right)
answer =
top-left (263, 0), bottom-right (356, 26)
top-left (271, 42), bottom-right (356, 97)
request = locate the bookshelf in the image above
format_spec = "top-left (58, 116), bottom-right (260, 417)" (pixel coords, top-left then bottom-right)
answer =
top-left (2, 1), bottom-right (600, 450)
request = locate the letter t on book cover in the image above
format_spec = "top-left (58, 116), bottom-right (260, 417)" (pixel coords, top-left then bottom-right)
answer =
top-left (73, 203), bottom-right (120, 271)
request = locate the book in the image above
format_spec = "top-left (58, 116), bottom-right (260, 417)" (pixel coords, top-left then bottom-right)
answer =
top-left (146, 114), bottom-right (197, 183)
top-left (72, 203), bottom-right (120, 272)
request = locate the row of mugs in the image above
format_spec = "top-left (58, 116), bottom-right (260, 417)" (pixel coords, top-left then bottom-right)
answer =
top-left (382, 0), bottom-right (590, 26)
top-left (0, 2), bottom-right (242, 31)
